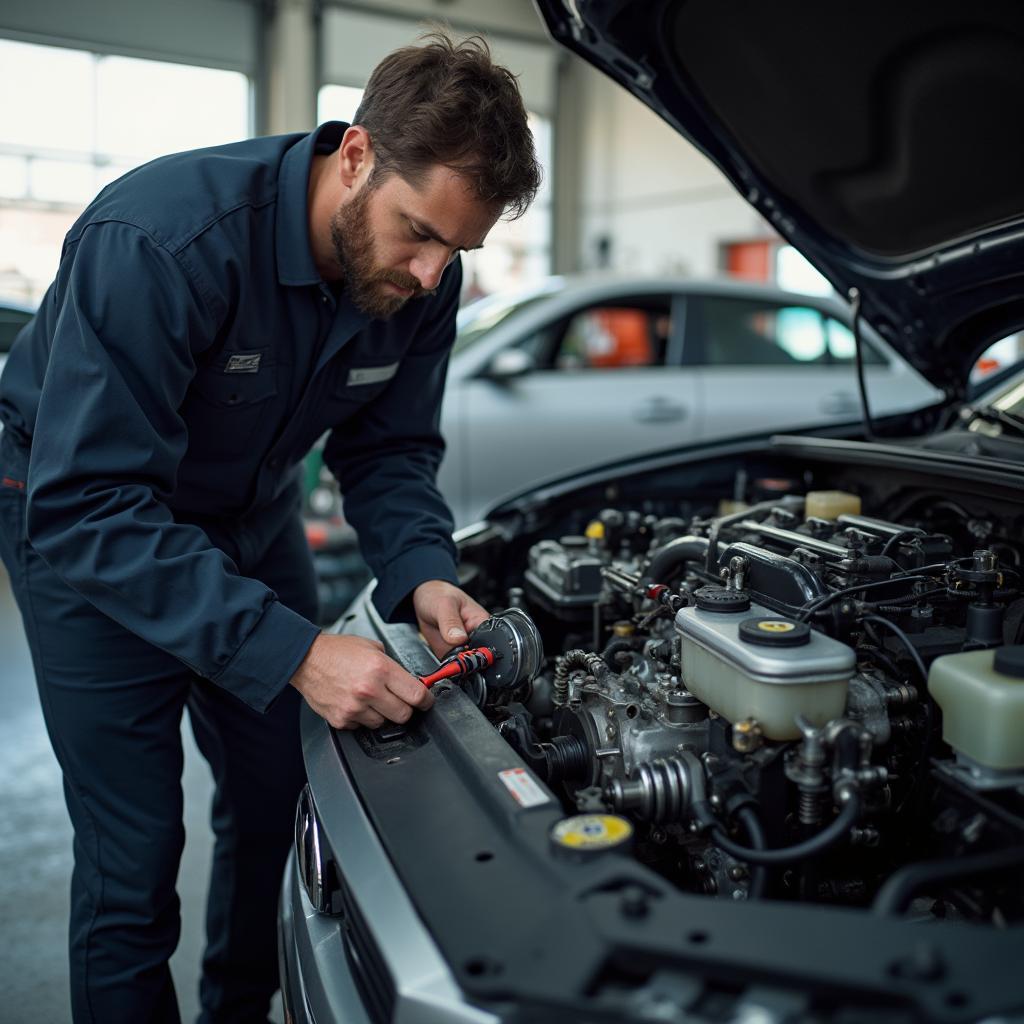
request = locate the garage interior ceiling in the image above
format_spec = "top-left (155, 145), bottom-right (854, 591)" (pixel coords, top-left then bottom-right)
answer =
top-left (320, 6), bottom-right (557, 116)
top-left (0, 0), bottom-right (258, 73)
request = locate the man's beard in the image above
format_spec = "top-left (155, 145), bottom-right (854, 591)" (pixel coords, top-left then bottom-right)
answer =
top-left (329, 185), bottom-right (430, 319)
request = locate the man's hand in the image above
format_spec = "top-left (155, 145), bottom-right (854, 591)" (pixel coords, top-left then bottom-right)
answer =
top-left (290, 634), bottom-right (432, 730)
top-left (412, 580), bottom-right (489, 659)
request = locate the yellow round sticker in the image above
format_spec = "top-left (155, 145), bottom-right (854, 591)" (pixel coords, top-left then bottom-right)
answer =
top-left (551, 814), bottom-right (633, 850)
top-left (758, 620), bottom-right (796, 633)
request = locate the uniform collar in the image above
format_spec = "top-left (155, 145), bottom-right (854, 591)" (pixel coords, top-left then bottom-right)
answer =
top-left (275, 121), bottom-right (348, 287)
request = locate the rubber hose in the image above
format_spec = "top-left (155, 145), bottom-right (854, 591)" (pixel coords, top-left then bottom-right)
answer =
top-left (643, 536), bottom-right (710, 585)
top-left (600, 636), bottom-right (642, 672)
top-left (736, 807), bottom-right (769, 898)
top-left (708, 792), bottom-right (861, 866)
top-left (872, 844), bottom-right (1024, 916)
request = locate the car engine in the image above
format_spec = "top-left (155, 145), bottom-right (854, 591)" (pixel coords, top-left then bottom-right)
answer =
top-left (457, 485), bottom-right (1024, 920)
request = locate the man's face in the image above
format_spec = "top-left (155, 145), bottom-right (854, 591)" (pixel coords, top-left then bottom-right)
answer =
top-left (330, 163), bottom-right (499, 319)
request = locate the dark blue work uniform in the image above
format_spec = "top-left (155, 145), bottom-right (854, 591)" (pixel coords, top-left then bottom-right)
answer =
top-left (0, 122), bottom-right (461, 1023)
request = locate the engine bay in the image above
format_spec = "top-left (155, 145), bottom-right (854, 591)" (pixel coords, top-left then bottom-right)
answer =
top-left (453, 440), bottom-right (1024, 923)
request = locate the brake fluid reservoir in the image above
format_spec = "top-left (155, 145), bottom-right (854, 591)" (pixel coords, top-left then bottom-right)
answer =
top-left (928, 646), bottom-right (1024, 770)
top-left (805, 490), bottom-right (862, 520)
top-left (676, 594), bottom-right (854, 740)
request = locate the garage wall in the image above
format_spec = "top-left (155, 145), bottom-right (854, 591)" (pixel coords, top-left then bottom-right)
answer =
top-left (564, 60), bottom-right (773, 278)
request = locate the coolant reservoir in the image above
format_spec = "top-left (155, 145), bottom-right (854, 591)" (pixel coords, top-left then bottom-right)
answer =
top-left (675, 589), bottom-right (854, 739)
top-left (804, 490), bottom-right (862, 520)
top-left (928, 646), bottom-right (1024, 770)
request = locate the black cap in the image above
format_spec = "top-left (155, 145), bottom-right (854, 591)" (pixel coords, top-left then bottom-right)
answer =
top-left (993, 645), bottom-right (1024, 679)
top-left (738, 616), bottom-right (811, 647)
top-left (694, 586), bottom-right (751, 613)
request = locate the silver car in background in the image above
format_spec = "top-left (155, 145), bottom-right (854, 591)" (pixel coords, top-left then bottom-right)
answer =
top-left (0, 299), bottom-right (35, 381)
top-left (438, 276), bottom-right (942, 527)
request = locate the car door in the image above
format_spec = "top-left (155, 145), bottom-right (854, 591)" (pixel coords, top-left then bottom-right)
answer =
top-left (683, 294), bottom-right (939, 442)
top-left (453, 293), bottom-right (699, 526)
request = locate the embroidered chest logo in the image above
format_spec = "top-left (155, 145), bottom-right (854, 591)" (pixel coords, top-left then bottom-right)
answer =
top-left (224, 353), bottom-right (262, 374)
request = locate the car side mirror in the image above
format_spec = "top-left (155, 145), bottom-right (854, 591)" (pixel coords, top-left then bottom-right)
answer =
top-left (483, 348), bottom-right (535, 381)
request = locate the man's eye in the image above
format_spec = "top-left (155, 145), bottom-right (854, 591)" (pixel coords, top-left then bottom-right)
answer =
top-left (409, 224), bottom-right (430, 242)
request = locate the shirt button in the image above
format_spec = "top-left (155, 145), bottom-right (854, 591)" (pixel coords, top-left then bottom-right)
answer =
top-left (321, 294), bottom-right (329, 304)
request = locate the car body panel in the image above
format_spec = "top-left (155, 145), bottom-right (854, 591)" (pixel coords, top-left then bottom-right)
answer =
top-left (438, 277), bottom-right (942, 526)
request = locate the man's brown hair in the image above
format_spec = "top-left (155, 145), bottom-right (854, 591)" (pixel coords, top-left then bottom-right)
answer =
top-left (353, 30), bottom-right (541, 219)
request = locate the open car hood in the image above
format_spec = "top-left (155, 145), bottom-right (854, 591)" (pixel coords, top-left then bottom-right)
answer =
top-left (535, 0), bottom-right (1024, 397)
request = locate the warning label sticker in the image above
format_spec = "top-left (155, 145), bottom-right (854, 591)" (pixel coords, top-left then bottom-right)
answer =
top-left (498, 767), bottom-right (551, 808)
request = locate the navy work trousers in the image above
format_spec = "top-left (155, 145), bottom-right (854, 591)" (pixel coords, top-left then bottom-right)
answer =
top-left (0, 432), bottom-right (316, 1024)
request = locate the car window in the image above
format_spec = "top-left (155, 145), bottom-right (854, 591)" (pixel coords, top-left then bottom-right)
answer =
top-left (540, 303), bottom-right (671, 371)
top-left (0, 304), bottom-right (34, 354)
top-left (689, 297), bottom-right (884, 366)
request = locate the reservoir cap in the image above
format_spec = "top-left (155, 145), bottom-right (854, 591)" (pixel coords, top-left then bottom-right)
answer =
top-left (551, 814), bottom-right (633, 856)
top-left (994, 645), bottom-right (1024, 679)
top-left (695, 586), bottom-right (751, 613)
top-left (739, 616), bottom-right (811, 647)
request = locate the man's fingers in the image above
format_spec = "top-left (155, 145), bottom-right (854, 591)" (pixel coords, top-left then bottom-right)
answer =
top-left (352, 708), bottom-right (386, 730)
top-left (462, 603), bottom-right (489, 633)
top-left (435, 597), bottom-right (469, 645)
top-left (384, 667), bottom-right (435, 710)
top-left (366, 687), bottom-right (420, 723)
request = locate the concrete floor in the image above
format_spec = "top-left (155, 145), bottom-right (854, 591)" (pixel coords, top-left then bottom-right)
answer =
top-left (0, 563), bottom-right (283, 1023)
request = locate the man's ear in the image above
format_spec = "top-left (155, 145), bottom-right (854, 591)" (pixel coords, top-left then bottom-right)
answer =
top-left (338, 125), bottom-right (374, 189)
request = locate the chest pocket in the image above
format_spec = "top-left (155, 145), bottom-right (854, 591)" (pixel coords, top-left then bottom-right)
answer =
top-left (192, 349), bottom-right (278, 408)
top-left (182, 349), bottom-right (281, 461)
top-left (317, 359), bottom-right (401, 431)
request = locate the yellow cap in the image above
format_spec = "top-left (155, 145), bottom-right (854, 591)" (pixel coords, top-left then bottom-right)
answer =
top-left (551, 814), bottom-right (633, 851)
top-left (585, 520), bottom-right (606, 540)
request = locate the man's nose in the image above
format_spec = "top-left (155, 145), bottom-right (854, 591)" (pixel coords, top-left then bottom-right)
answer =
top-left (409, 247), bottom-right (452, 292)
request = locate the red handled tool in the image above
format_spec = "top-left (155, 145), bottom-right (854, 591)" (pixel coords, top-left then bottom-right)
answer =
top-left (419, 646), bottom-right (496, 688)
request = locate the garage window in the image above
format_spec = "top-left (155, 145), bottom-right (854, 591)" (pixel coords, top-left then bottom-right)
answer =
top-left (0, 38), bottom-right (251, 305)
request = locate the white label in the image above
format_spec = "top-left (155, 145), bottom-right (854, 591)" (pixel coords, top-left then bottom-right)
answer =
top-left (347, 362), bottom-right (399, 386)
top-left (498, 767), bottom-right (551, 808)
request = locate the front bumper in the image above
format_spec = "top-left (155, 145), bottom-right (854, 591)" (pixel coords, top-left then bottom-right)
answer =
top-left (279, 846), bottom-right (372, 1024)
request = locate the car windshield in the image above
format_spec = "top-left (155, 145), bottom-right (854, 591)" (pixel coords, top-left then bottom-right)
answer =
top-left (453, 282), bottom-right (562, 356)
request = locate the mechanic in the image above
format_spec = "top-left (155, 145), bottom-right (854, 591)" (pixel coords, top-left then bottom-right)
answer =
top-left (0, 32), bottom-right (540, 1024)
